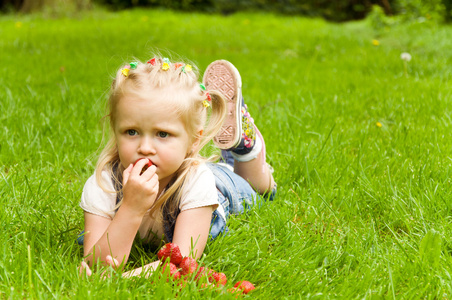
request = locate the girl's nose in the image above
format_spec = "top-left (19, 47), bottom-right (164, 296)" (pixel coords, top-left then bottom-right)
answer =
top-left (139, 137), bottom-right (156, 155)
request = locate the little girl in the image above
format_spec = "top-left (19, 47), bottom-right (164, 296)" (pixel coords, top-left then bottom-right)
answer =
top-left (78, 57), bottom-right (276, 276)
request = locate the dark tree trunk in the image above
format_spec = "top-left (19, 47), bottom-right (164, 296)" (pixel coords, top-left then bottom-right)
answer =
top-left (443, 0), bottom-right (452, 22)
top-left (1, 0), bottom-right (24, 11)
top-left (20, 0), bottom-right (46, 12)
top-left (380, 0), bottom-right (392, 15)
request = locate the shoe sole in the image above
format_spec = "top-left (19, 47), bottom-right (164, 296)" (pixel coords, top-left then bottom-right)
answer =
top-left (203, 60), bottom-right (242, 150)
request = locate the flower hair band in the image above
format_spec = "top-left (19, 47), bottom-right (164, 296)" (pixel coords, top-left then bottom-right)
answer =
top-left (146, 57), bottom-right (193, 74)
top-left (146, 57), bottom-right (171, 71)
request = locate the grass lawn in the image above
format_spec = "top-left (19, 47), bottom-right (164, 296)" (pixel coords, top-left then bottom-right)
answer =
top-left (1, 7), bottom-right (452, 299)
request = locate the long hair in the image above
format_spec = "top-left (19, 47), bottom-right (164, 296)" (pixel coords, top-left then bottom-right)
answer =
top-left (95, 56), bottom-right (226, 223)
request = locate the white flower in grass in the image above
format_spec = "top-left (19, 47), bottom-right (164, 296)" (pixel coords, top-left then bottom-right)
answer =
top-left (401, 52), bottom-right (412, 77)
top-left (400, 52), bottom-right (412, 62)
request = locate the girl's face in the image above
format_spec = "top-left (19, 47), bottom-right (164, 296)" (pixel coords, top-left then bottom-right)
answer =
top-left (114, 95), bottom-right (194, 189)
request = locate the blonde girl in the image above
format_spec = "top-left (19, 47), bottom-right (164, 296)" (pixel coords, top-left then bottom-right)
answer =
top-left (78, 57), bottom-right (276, 276)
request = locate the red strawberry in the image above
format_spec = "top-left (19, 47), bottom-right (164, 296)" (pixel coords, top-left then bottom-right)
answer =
top-left (162, 262), bottom-right (180, 280)
top-left (227, 287), bottom-right (242, 296)
top-left (210, 271), bottom-right (227, 286)
top-left (133, 158), bottom-right (153, 174)
top-left (200, 282), bottom-right (215, 289)
top-left (195, 266), bottom-right (207, 281)
top-left (234, 281), bottom-right (255, 294)
top-left (196, 267), bottom-right (216, 282)
top-left (177, 280), bottom-right (188, 288)
top-left (157, 243), bottom-right (183, 266)
top-left (179, 257), bottom-right (198, 276)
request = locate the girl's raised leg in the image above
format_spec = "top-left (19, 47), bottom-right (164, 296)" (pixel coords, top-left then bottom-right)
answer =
top-left (203, 60), bottom-right (275, 194)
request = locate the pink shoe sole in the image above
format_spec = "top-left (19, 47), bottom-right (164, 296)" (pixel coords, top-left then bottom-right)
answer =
top-left (203, 60), bottom-right (242, 150)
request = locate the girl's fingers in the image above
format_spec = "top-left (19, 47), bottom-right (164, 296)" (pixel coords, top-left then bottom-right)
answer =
top-left (79, 261), bottom-right (92, 276)
top-left (106, 255), bottom-right (119, 268)
top-left (140, 165), bottom-right (157, 181)
top-left (122, 164), bottom-right (133, 185)
top-left (150, 173), bottom-right (159, 189)
top-left (142, 171), bottom-right (159, 189)
top-left (130, 159), bottom-right (148, 176)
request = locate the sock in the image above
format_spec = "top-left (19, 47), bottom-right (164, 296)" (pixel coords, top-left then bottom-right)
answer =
top-left (230, 134), bottom-right (262, 162)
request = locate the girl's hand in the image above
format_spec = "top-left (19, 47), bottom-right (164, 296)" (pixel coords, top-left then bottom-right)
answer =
top-left (79, 255), bottom-right (120, 278)
top-left (122, 260), bottom-right (160, 278)
top-left (79, 261), bottom-right (92, 277)
top-left (121, 159), bottom-right (159, 217)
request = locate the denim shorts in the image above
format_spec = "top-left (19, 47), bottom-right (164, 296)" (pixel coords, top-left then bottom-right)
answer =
top-left (207, 162), bottom-right (276, 240)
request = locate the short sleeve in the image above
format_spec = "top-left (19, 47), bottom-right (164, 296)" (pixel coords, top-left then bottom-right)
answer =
top-left (179, 163), bottom-right (219, 212)
top-left (79, 171), bottom-right (117, 219)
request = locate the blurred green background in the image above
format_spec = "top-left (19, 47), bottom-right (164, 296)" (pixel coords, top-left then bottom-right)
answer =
top-left (2, 0), bottom-right (452, 23)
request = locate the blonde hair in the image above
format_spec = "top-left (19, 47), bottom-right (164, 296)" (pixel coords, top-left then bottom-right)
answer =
top-left (95, 56), bottom-right (227, 223)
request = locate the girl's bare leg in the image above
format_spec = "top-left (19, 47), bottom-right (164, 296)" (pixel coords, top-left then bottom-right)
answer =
top-left (231, 121), bottom-right (275, 194)
top-left (233, 153), bottom-right (275, 195)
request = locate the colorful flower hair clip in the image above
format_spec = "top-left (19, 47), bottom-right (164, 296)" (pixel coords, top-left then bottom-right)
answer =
top-left (147, 58), bottom-right (156, 65)
top-left (121, 66), bottom-right (130, 77)
top-left (203, 92), bottom-right (212, 108)
top-left (182, 64), bottom-right (192, 73)
top-left (130, 62), bottom-right (138, 69)
top-left (174, 63), bottom-right (183, 69)
top-left (160, 58), bottom-right (170, 71)
top-left (200, 83), bottom-right (206, 91)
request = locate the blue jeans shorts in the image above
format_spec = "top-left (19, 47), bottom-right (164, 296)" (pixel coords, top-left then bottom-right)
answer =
top-left (208, 162), bottom-right (276, 240)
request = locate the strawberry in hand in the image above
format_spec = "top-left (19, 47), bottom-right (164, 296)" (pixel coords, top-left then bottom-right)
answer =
top-left (133, 158), bottom-right (153, 175)
top-left (121, 157), bottom-right (159, 217)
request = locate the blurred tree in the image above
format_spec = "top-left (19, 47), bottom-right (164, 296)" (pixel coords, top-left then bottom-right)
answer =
top-left (443, 0), bottom-right (452, 21)
top-left (380, 0), bottom-right (393, 14)
top-left (0, 0), bottom-right (23, 12)
top-left (1, 0), bottom-right (450, 23)
top-left (1, 0), bottom-right (91, 12)
top-left (20, 0), bottom-right (45, 12)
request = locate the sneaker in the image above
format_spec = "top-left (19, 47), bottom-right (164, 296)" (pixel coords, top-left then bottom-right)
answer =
top-left (218, 103), bottom-right (258, 166)
top-left (235, 104), bottom-right (256, 154)
top-left (203, 60), bottom-right (243, 150)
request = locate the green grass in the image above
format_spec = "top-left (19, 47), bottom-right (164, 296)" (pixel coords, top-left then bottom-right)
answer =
top-left (2, 7), bottom-right (452, 298)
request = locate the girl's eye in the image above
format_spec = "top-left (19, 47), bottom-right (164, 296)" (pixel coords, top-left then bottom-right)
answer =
top-left (127, 129), bottom-right (138, 136)
top-left (158, 131), bottom-right (169, 138)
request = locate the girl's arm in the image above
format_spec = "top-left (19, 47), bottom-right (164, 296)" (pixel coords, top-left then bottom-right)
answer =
top-left (83, 161), bottom-right (159, 268)
top-left (122, 205), bottom-right (213, 278)
top-left (172, 206), bottom-right (212, 258)
top-left (83, 207), bottom-right (143, 267)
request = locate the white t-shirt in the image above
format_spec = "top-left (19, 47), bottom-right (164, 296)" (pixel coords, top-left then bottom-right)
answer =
top-left (79, 163), bottom-right (225, 243)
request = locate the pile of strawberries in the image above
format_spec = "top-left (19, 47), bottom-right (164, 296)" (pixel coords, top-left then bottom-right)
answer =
top-left (158, 243), bottom-right (255, 295)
